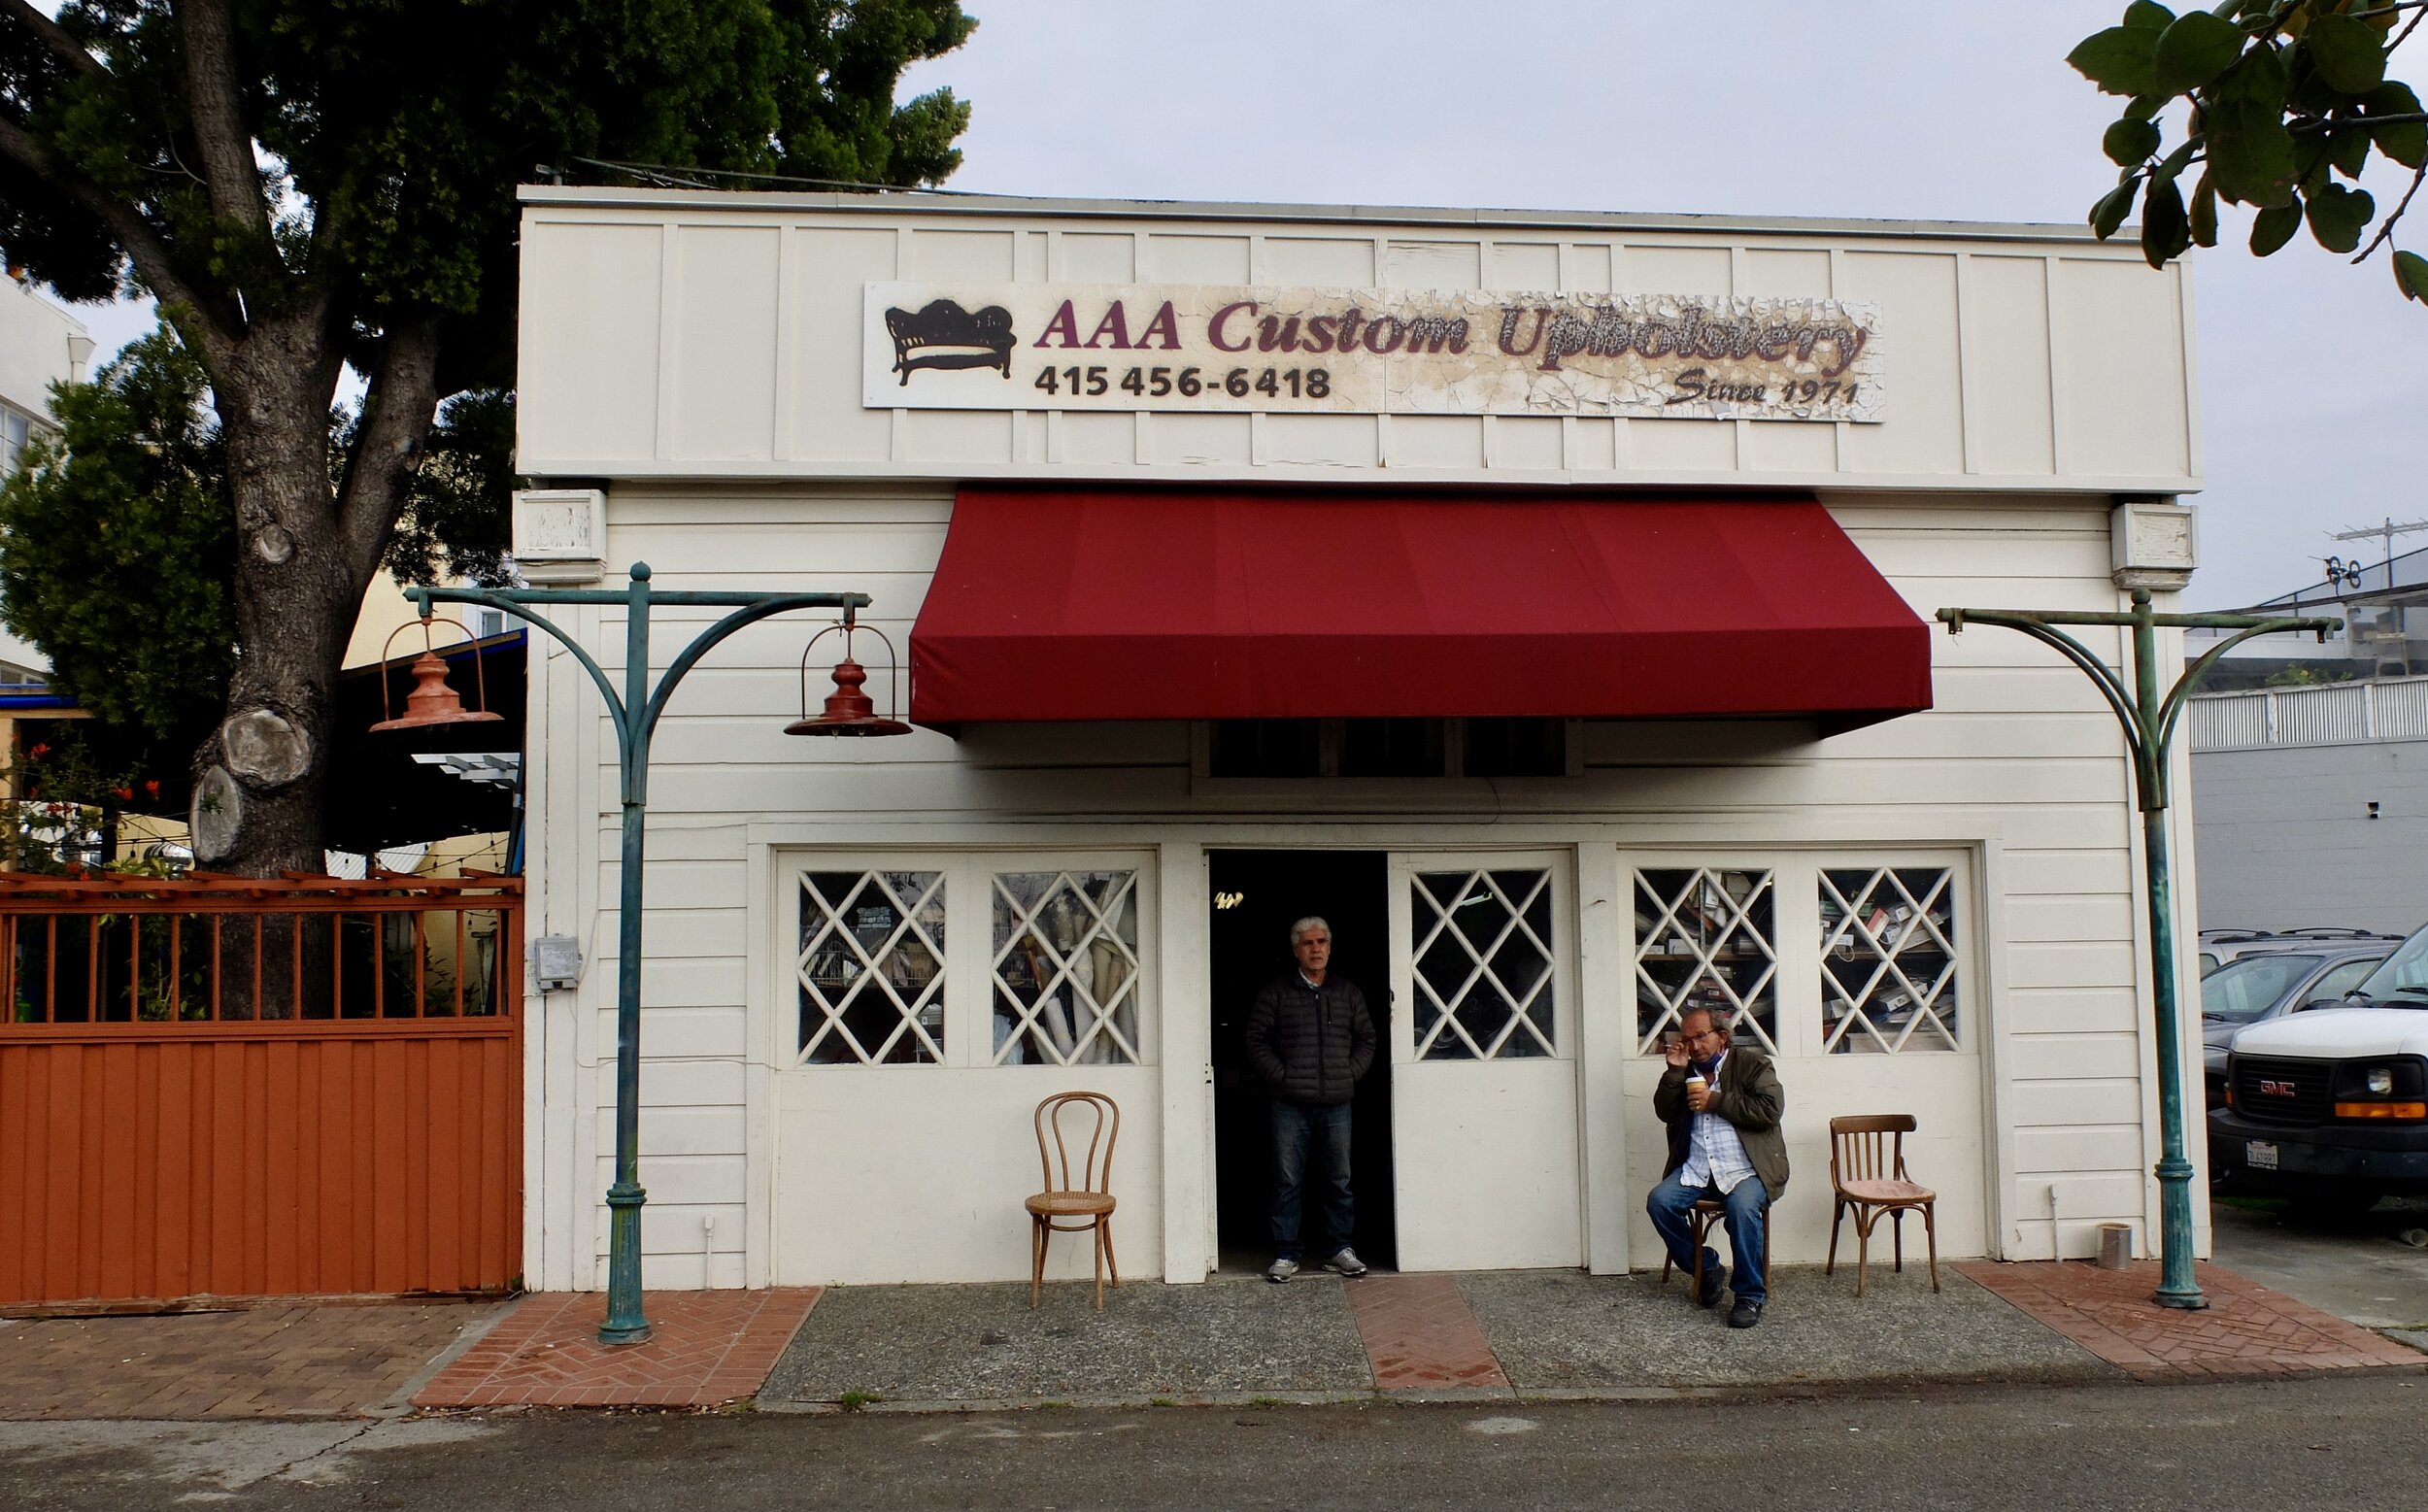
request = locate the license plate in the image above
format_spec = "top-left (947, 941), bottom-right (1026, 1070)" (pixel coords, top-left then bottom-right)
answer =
top-left (2246, 1140), bottom-right (2279, 1171)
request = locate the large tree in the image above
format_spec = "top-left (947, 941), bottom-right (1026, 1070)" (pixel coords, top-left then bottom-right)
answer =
top-left (0, 0), bottom-right (973, 876)
top-left (2069, 1), bottom-right (2428, 300)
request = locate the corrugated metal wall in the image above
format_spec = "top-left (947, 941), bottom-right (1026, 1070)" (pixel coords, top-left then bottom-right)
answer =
top-left (0, 1018), bottom-right (521, 1306)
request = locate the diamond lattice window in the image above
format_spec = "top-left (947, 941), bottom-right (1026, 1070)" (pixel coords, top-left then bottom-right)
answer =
top-left (1409, 868), bottom-right (1558, 1060)
top-left (796, 870), bottom-right (946, 1064)
top-left (1634, 868), bottom-right (1778, 1054)
top-left (992, 870), bottom-right (1143, 1065)
top-left (1820, 866), bottom-right (1960, 1053)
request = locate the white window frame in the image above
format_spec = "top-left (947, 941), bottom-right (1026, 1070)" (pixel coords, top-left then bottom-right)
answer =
top-left (1621, 849), bottom-right (1975, 1059)
top-left (779, 850), bottom-right (1158, 1069)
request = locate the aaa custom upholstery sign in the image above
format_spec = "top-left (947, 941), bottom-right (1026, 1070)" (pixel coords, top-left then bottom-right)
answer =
top-left (863, 282), bottom-right (1882, 421)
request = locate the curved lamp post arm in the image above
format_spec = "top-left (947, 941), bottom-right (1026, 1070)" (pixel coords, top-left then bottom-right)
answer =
top-left (635, 592), bottom-right (873, 751)
top-left (408, 585), bottom-right (633, 754)
top-left (1937, 608), bottom-right (2147, 766)
top-left (2154, 618), bottom-right (2339, 756)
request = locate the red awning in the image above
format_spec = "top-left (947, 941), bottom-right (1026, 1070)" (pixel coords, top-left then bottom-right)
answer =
top-left (909, 487), bottom-right (1932, 731)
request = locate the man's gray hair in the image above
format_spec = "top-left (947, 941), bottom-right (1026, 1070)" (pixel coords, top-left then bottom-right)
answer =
top-left (1289, 916), bottom-right (1332, 946)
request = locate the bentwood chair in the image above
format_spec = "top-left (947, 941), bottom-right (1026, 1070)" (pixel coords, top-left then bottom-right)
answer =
top-left (1661, 1196), bottom-right (1772, 1303)
top-left (1826, 1113), bottom-right (1939, 1296)
top-left (1027, 1091), bottom-right (1121, 1310)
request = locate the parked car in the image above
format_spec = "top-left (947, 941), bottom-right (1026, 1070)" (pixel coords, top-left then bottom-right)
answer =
top-left (2209, 922), bottom-right (2428, 1213)
top-left (2200, 945), bottom-right (2394, 1108)
top-left (2197, 926), bottom-right (2402, 976)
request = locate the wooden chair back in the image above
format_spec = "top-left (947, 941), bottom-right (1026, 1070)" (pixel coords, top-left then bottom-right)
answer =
top-left (1829, 1112), bottom-right (1917, 1190)
top-left (1034, 1091), bottom-right (1120, 1196)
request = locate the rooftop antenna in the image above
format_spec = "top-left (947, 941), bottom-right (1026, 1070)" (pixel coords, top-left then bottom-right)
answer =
top-left (2328, 516), bottom-right (2428, 587)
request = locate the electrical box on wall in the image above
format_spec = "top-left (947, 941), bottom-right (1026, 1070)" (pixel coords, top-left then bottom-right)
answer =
top-left (2110, 499), bottom-right (2198, 591)
top-left (531, 935), bottom-right (583, 992)
top-left (514, 487), bottom-right (607, 585)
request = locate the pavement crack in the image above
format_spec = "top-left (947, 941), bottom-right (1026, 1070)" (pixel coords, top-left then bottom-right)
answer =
top-left (265, 1421), bottom-right (378, 1486)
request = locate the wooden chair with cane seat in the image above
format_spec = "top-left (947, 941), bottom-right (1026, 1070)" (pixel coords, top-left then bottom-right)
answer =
top-left (1027, 1091), bottom-right (1121, 1310)
top-left (1660, 1196), bottom-right (1771, 1301)
top-left (1826, 1113), bottom-right (1939, 1296)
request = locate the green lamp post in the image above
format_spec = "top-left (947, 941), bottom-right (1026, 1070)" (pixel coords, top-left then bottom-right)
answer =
top-left (1936, 589), bottom-right (2337, 1309)
top-left (398, 563), bottom-right (909, 1344)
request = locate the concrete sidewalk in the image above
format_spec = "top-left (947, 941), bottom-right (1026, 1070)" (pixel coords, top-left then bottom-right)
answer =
top-left (5, 1258), bottom-right (2418, 1421)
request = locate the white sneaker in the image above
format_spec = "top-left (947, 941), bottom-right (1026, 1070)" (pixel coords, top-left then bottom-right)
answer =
top-left (1265, 1256), bottom-right (1300, 1283)
top-left (1324, 1247), bottom-right (1368, 1278)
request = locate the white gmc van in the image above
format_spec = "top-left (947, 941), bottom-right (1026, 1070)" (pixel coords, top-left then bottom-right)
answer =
top-left (2209, 922), bottom-right (2428, 1213)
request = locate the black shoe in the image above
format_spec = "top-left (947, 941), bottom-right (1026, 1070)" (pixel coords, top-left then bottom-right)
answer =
top-left (1727, 1297), bottom-right (1764, 1329)
top-left (1697, 1260), bottom-right (1728, 1309)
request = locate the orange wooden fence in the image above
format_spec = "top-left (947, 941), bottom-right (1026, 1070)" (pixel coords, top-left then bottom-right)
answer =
top-left (0, 873), bottom-right (523, 1308)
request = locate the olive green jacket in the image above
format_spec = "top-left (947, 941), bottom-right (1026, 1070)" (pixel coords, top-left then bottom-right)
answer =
top-left (1653, 1045), bottom-right (1789, 1201)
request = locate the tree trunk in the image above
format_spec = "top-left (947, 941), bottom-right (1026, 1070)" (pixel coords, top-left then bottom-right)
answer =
top-left (185, 316), bottom-right (358, 884)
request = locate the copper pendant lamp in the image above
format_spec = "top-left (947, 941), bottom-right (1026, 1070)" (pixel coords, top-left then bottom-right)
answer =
top-left (788, 611), bottom-right (912, 737)
top-left (370, 616), bottom-right (507, 732)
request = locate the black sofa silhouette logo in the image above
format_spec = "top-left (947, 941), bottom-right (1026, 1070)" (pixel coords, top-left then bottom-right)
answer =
top-left (884, 299), bottom-right (1018, 385)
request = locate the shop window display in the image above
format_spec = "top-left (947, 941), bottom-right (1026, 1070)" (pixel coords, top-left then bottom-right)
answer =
top-left (1819, 867), bottom-right (1961, 1053)
top-left (1634, 867), bottom-right (1779, 1054)
top-left (992, 869), bottom-right (1143, 1066)
top-left (795, 870), bottom-right (946, 1064)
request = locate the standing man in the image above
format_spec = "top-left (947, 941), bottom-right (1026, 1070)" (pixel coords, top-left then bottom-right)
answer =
top-left (1647, 1006), bottom-right (1788, 1328)
top-left (1245, 916), bottom-right (1376, 1282)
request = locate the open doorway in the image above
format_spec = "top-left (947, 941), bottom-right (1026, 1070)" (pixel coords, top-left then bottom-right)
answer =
top-left (1208, 850), bottom-right (1395, 1273)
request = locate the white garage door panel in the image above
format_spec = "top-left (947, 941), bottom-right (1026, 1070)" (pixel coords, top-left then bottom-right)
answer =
top-left (772, 1066), bottom-right (1163, 1285)
top-left (1395, 1059), bottom-right (1581, 1270)
top-left (1621, 850), bottom-right (1989, 1271)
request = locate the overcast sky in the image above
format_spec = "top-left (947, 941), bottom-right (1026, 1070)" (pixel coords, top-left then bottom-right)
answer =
top-left (51, 1), bottom-right (2422, 610)
top-left (892, 0), bottom-right (2425, 610)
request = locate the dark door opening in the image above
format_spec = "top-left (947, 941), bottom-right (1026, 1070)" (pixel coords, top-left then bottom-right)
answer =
top-left (1209, 850), bottom-right (1394, 1273)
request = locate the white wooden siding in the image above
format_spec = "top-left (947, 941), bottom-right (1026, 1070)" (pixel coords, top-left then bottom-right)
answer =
top-left (518, 189), bottom-right (2199, 494)
top-left (520, 485), bottom-right (2190, 1287)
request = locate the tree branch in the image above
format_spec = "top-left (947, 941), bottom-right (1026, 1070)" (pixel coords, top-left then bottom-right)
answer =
top-left (175, 0), bottom-right (270, 236)
top-left (334, 318), bottom-right (443, 580)
top-left (0, 0), bottom-right (105, 77)
top-left (2354, 157), bottom-right (2428, 263)
top-left (2289, 113), bottom-right (2428, 134)
top-left (0, 114), bottom-right (240, 362)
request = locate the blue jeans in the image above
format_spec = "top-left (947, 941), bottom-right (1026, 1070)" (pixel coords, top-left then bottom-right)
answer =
top-left (1647, 1170), bottom-right (1770, 1305)
top-left (1269, 1100), bottom-right (1355, 1260)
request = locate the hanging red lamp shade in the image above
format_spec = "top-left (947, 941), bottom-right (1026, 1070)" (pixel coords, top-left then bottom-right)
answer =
top-left (370, 617), bottom-right (506, 732)
top-left (787, 613), bottom-right (912, 737)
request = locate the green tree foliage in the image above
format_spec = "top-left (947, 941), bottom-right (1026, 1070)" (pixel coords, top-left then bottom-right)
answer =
top-left (0, 1), bottom-right (974, 875)
top-left (2069, 1), bottom-right (2428, 303)
top-left (0, 325), bottom-right (233, 754)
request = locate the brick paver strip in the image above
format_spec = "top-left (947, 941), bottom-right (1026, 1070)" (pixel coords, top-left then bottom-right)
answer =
top-left (1956, 1259), bottom-right (2421, 1380)
top-left (0, 1302), bottom-right (493, 1421)
top-left (413, 1289), bottom-right (822, 1409)
top-left (1344, 1273), bottom-right (1510, 1392)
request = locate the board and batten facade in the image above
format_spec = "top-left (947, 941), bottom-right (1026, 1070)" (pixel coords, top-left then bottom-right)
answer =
top-left (511, 185), bottom-right (2209, 1294)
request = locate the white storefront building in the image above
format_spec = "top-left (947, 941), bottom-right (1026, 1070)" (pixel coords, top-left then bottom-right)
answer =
top-left (509, 186), bottom-right (2209, 1292)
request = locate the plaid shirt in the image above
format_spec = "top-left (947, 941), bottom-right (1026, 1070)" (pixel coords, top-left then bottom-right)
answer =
top-left (1677, 1051), bottom-right (1759, 1195)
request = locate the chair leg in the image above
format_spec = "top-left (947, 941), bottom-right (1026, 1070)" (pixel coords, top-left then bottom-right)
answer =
top-left (1101, 1216), bottom-right (1120, 1290)
top-left (1923, 1202), bottom-right (1940, 1293)
top-left (1092, 1221), bottom-right (1105, 1313)
top-left (1853, 1208), bottom-right (1873, 1299)
top-left (1030, 1216), bottom-right (1048, 1309)
top-left (1892, 1210), bottom-right (1905, 1274)
top-left (1826, 1197), bottom-right (1843, 1276)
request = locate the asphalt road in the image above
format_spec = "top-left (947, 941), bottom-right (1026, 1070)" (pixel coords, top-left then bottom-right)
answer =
top-left (3, 1373), bottom-right (2423, 1511)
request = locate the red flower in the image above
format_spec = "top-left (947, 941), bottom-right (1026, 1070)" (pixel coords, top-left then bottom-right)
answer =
top-left (26, 742), bottom-right (49, 759)
top-left (144, 779), bottom-right (161, 798)
top-left (111, 786), bottom-right (134, 802)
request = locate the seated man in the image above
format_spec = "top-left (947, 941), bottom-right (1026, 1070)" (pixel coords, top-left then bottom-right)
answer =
top-left (1646, 1006), bottom-right (1788, 1328)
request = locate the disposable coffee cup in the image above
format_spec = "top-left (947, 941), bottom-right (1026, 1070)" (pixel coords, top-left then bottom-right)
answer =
top-left (1685, 1074), bottom-right (1708, 1096)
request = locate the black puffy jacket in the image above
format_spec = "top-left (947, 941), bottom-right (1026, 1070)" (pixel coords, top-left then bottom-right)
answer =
top-left (1245, 973), bottom-right (1376, 1107)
